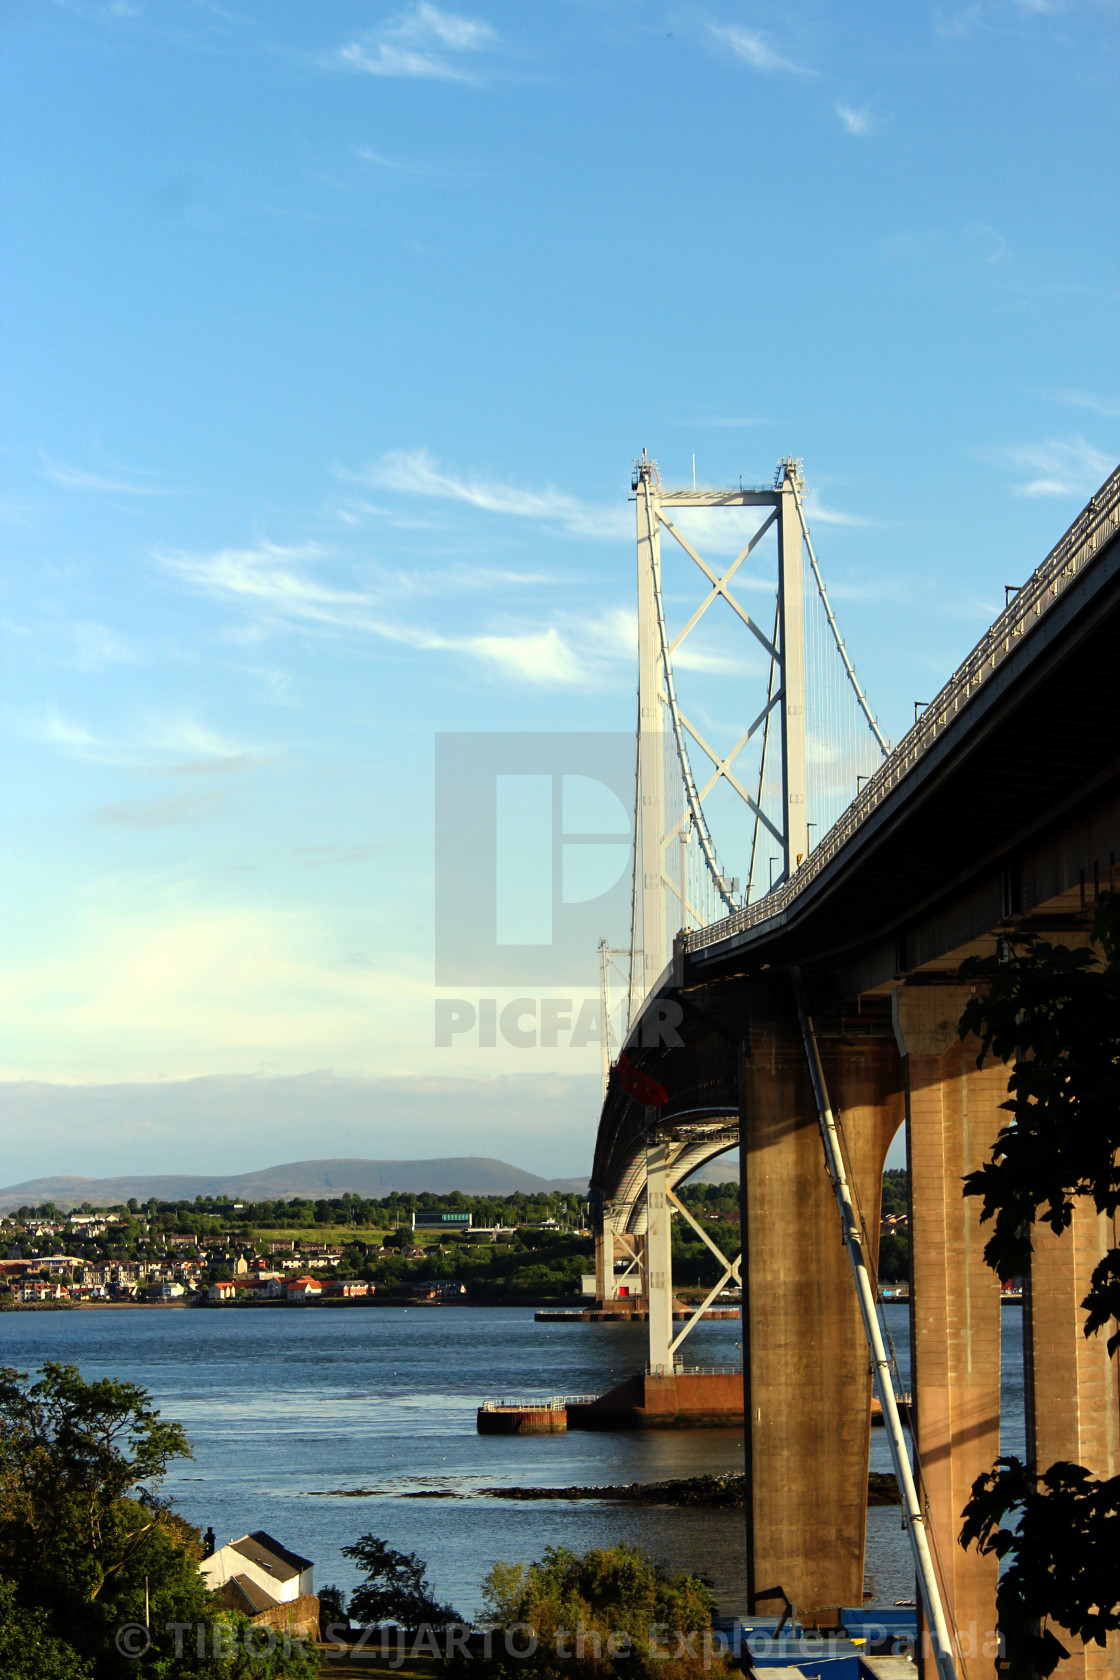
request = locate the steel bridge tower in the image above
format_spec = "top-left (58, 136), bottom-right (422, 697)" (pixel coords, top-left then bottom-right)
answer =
top-left (603, 450), bottom-right (888, 1376)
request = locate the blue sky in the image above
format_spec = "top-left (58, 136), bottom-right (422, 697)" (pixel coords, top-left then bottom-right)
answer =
top-left (1, 0), bottom-right (1117, 1182)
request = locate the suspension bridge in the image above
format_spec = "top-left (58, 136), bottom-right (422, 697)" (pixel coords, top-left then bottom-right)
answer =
top-left (586, 452), bottom-right (1120, 1676)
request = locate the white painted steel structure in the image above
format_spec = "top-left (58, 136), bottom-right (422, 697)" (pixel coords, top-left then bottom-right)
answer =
top-left (602, 452), bottom-right (887, 1375)
top-left (686, 459), bottom-right (1120, 958)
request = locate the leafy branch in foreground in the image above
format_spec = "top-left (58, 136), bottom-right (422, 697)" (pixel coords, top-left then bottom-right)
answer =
top-left (0, 1360), bottom-right (192, 1605)
top-left (955, 892), bottom-right (1120, 1674)
top-left (961, 1459), bottom-right (1120, 1678)
top-left (0, 1362), bottom-right (316, 1678)
top-left (342, 1534), bottom-right (459, 1633)
top-left (957, 892), bottom-right (1120, 1319)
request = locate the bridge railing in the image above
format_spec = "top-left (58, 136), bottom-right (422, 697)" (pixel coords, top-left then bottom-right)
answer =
top-left (649, 1363), bottom-right (743, 1377)
top-left (478, 1394), bottom-right (602, 1412)
top-left (686, 461), bottom-right (1120, 954)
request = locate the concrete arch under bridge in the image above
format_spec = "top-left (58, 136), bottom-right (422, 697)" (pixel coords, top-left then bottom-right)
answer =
top-left (587, 457), bottom-right (1120, 1673)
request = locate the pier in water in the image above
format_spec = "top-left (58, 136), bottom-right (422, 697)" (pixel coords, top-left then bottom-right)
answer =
top-left (0, 1302), bottom-right (1024, 1617)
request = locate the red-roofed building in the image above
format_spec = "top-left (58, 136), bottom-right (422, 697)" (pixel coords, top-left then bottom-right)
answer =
top-left (286, 1276), bottom-right (322, 1301)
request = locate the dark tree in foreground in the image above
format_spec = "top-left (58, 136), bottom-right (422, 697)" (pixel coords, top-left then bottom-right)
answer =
top-left (0, 1362), bottom-right (316, 1678)
top-left (956, 892), bottom-right (1120, 1676)
top-left (0, 1578), bottom-right (94, 1680)
top-left (342, 1534), bottom-right (458, 1633)
top-left (316, 1580), bottom-right (347, 1632)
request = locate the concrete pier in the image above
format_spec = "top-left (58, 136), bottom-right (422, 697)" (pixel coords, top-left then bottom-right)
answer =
top-left (895, 987), bottom-right (1004, 1679)
top-left (476, 1400), bottom-right (569, 1434)
top-left (741, 1012), bottom-right (900, 1623)
top-left (567, 1370), bottom-right (744, 1429)
top-left (1027, 1200), bottom-right (1120, 1677)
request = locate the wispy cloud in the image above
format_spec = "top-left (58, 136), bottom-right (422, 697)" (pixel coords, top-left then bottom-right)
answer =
top-left (326, 2), bottom-right (497, 82)
top-left (800, 488), bottom-right (875, 528)
top-left (294, 843), bottom-right (391, 867)
top-left (398, 1), bottom-right (494, 49)
top-left (936, 0), bottom-right (1068, 36)
top-left (23, 706), bottom-right (263, 773)
top-left (160, 540), bottom-right (370, 630)
top-left (32, 708), bottom-right (111, 764)
top-left (143, 718), bottom-right (259, 764)
top-left (466, 627), bottom-right (585, 684)
top-left (393, 560), bottom-right (557, 595)
top-left (351, 448), bottom-right (631, 538)
top-left (836, 104), bottom-right (876, 136)
top-left (160, 539), bottom-right (599, 686)
top-left (966, 222), bottom-right (1008, 263)
top-left (39, 454), bottom-right (172, 496)
top-left (167, 753), bottom-right (268, 778)
top-left (68, 622), bottom-right (141, 671)
top-left (353, 144), bottom-right (487, 186)
top-left (934, 3), bottom-right (986, 37)
top-left (987, 436), bottom-right (1115, 497)
top-left (707, 23), bottom-right (814, 75)
top-left (878, 223), bottom-right (1010, 267)
top-left (90, 789), bottom-right (229, 829)
top-left (1053, 389), bottom-right (1120, 421)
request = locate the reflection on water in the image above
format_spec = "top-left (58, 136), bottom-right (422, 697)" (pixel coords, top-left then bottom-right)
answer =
top-left (0, 1300), bottom-right (1023, 1616)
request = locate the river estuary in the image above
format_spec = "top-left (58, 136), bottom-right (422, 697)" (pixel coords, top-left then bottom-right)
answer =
top-left (0, 1303), bottom-right (1025, 1619)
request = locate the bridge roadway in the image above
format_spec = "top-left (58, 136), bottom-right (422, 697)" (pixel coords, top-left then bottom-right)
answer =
top-left (590, 464), bottom-right (1120, 1673)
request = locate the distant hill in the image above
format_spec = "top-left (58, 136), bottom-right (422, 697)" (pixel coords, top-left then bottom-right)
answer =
top-left (0, 1157), bottom-right (588, 1213)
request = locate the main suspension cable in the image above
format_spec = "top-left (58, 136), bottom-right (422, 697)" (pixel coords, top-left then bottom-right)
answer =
top-left (790, 475), bottom-right (889, 759)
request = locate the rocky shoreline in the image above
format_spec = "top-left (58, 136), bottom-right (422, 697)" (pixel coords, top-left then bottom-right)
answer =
top-left (315, 1470), bottom-right (900, 1506)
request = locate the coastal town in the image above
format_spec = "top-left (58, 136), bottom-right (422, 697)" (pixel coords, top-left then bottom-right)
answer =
top-left (0, 1176), bottom-right (910, 1309)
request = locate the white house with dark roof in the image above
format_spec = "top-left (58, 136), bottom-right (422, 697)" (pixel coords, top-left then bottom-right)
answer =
top-left (200, 1530), bottom-right (313, 1606)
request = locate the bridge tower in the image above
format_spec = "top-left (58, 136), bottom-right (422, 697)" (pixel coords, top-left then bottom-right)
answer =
top-left (600, 453), bottom-right (887, 1356)
top-left (633, 451), bottom-right (670, 1004)
top-left (777, 463), bottom-right (810, 873)
top-left (592, 458), bottom-right (1120, 1663)
top-left (629, 449), bottom-right (833, 1019)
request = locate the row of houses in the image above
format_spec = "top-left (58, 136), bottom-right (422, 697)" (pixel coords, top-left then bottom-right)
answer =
top-left (207, 1276), bottom-right (468, 1304)
top-left (208, 1275), bottom-right (374, 1303)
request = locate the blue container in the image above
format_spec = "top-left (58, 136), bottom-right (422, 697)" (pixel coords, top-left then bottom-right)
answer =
top-left (710, 1618), bottom-right (862, 1677)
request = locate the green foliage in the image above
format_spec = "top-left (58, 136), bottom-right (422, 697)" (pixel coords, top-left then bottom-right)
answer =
top-left (0, 1362), bottom-right (316, 1679)
top-left (956, 893), bottom-right (1120, 1672)
top-left (876, 1230), bottom-right (909, 1283)
top-left (958, 891), bottom-right (1120, 1325)
top-left (477, 1542), bottom-right (731, 1678)
top-left (342, 1534), bottom-right (458, 1632)
top-left (960, 1458), bottom-right (1120, 1677)
top-left (316, 1581), bottom-right (347, 1631)
top-left (0, 1361), bottom-right (193, 1606)
top-left (0, 1577), bottom-right (94, 1679)
top-left (668, 1183), bottom-right (739, 1288)
top-left (675, 1179), bottom-right (739, 1214)
top-left (880, 1168), bottom-right (909, 1221)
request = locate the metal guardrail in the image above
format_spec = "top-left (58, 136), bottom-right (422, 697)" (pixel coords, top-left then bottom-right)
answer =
top-left (479, 1394), bottom-right (601, 1411)
top-left (649, 1363), bottom-right (743, 1377)
top-left (686, 463), bottom-right (1120, 953)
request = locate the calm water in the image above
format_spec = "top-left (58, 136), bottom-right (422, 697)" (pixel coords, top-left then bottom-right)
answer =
top-left (0, 1303), bottom-right (1023, 1618)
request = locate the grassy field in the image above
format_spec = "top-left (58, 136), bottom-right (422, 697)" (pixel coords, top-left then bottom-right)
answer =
top-left (240, 1228), bottom-right (528, 1251)
top-left (240, 1226), bottom-right (395, 1247)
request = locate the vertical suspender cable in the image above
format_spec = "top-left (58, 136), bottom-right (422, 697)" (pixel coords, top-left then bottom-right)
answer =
top-left (747, 597), bottom-right (781, 902)
top-left (791, 969), bottom-right (959, 1680)
top-left (790, 478), bottom-right (889, 760)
